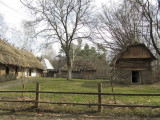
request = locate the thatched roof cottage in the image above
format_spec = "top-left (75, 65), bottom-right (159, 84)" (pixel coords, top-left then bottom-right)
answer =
top-left (61, 59), bottom-right (96, 79)
top-left (0, 38), bottom-right (44, 81)
top-left (110, 42), bottom-right (157, 84)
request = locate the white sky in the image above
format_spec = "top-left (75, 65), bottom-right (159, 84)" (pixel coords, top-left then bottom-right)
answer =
top-left (0, 0), bottom-right (119, 55)
top-left (0, 0), bottom-right (29, 29)
top-left (0, 0), bottom-right (113, 29)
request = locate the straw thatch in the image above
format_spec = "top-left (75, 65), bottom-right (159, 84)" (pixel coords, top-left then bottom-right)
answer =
top-left (0, 38), bottom-right (44, 69)
top-left (62, 59), bottom-right (96, 72)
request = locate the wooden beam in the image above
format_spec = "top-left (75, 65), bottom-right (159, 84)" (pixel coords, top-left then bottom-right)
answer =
top-left (98, 83), bottom-right (102, 112)
top-left (35, 83), bottom-right (40, 108)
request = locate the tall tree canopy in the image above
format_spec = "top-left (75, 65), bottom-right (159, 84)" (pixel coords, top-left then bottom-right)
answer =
top-left (21, 0), bottom-right (93, 80)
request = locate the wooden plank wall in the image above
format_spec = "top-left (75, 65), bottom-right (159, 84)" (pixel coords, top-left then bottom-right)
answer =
top-left (121, 46), bottom-right (151, 59)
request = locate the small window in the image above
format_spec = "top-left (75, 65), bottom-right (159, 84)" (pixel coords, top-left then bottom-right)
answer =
top-left (132, 71), bottom-right (140, 83)
top-left (6, 66), bottom-right (9, 75)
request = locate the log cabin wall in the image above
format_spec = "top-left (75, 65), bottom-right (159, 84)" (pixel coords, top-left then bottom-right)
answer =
top-left (36, 69), bottom-right (43, 77)
top-left (112, 43), bottom-right (157, 84)
top-left (61, 71), bottom-right (82, 79)
top-left (82, 71), bottom-right (96, 80)
top-left (61, 70), bottom-right (96, 80)
top-left (116, 60), bottom-right (151, 70)
top-left (72, 71), bottom-right (83, 79)
top-left (0, 64), bottom-right (17, 81)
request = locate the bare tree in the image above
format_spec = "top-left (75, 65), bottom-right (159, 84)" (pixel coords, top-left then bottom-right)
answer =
top-left (134, 0), bottom-right (160, 55)
top-left (0, 13), bottom-right (8, 38)
top-left (21, 0), bottom-right (92, 80)
top-left (41, 46), bottom-right (56, 60)
top-left (94, 0), bottom-right (160, 56)
top-left (21, 21), bottom-right (37, 51)
top-left (92, 0), bottom-right (142, 55)
top-left (10, 20), bottom-right (37, 53)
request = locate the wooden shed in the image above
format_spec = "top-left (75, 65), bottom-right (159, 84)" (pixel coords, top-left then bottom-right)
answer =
top-left (111, 42), bottom-right (157, 84)
top-left (0, 38), bottom-right (44, 81)
top-left (61, 59), bottom-right (96, 80)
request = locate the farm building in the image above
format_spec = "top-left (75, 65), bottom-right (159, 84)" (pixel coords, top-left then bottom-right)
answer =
top-left (0, 38), bottom-right (44, 81)
top-left (41, 58), bottom-right (55, 77)
top-left (61, 59), bottom-right (96, 79)
top-left (111, 42), bottom-right (157, 84)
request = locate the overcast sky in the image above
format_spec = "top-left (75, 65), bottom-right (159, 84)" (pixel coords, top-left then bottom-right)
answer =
top-left (0, 0), bottom-right (120, 29)
top-left (0, 0), bottom-right (27, 29)
top-left (0, 0), bottom-right (119, 55)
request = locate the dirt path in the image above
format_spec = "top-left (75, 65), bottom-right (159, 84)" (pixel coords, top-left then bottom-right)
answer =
top-left (0, 78), bottom-right (32, 89)
top-left (0, 112), bottom-right (144, 120)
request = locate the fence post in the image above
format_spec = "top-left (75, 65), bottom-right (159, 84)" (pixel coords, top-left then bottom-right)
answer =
top-left (35, 83), bottom-right (40, 108)
top-left (98, 83), bottom-right (102, 112)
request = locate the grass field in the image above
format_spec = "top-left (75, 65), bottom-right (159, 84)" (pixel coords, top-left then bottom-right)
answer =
top-left (1, 77), bottom-right (160, 118)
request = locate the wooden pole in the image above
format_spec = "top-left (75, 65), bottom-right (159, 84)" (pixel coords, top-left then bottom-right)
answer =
top-left (23, 84), bottom-right (25, 90)
top-left (98, 83), bottom-right (102, 112)
top-left (35, 83), bottom-right (40, 108)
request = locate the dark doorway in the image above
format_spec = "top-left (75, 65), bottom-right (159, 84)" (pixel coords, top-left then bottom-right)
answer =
top-left (15, 67), bottom-right (18, 77)
top-left (132, 71), bottom-right (140, 83)
top-left (29, 69), bottom-right (32, 76)
top-left (6, 66), bottom-right (9, 75)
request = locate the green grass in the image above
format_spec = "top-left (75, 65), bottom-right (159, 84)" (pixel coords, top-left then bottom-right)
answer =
top-left (1, 77), bottom-right (160, 117)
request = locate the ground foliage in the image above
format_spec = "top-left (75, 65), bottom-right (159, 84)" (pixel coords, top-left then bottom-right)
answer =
top-left (0, 78), bottom-right (160, 118)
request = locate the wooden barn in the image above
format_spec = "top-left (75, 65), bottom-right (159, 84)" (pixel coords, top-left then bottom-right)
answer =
top-left (41, 58), bottom-right (55, 77)
top-left (0, 38), bottom-right (44, 81)
top-left (111, 42), bottom-right (157, 84)
top-left (61, 60), bottom-right (96, 79)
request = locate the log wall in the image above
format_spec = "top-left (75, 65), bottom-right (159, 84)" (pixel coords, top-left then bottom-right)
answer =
top-left (116, 60), bottom-right (151, 70)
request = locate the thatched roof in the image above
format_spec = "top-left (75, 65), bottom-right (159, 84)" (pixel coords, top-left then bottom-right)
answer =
top-left (110, 42), bottom-right (157, 66)
top-left (0, 38), bottom-right (44, 70)
top-left (62, 59), bottom-right (96, 72)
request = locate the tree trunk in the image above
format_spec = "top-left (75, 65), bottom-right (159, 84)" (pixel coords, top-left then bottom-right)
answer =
top-left (67, 57), bottom-right (72, 80)
top-left (67, 64), bottom-right (72, 80)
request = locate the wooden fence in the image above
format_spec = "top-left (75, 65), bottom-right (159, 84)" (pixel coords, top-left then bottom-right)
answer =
top-left (0, 83), bottom-right (160, 112)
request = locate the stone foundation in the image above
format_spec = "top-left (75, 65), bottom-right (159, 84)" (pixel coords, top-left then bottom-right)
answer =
top-left (141, 70), bottom-right (153, 84)
top-left (113, 69), bottom-right (153, 84)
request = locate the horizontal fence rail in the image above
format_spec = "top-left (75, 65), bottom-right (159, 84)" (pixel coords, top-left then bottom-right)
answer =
top-left (0, 91), bottom-right (36, 93)
top-left (1, 90), bottom-right (160, 96)
top-left (0, 83), bottom-right (160, 112)
top-left (0, 100), bottom-right (34, 103)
